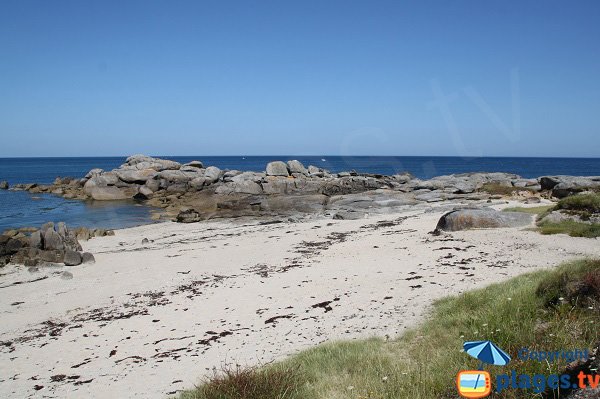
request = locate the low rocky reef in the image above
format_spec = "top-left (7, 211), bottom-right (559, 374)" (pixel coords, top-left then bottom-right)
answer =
top-left (6, 155), bottom-right (600, 222)
top-left (0, 223), bottom-right (110, 268)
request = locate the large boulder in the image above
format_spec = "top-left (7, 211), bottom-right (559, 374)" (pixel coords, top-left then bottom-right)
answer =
top-left (122, 155), bottom-right (181, 171)
top-left (64, 250), bottom-right (82, 266)
top-left (436, 208), bottom-right (533, 231)
top-left (43, 229), bottom-right (64, 250)
top-left (287, 160), bottom-right (308, 176)
top-left (115, 168), bottom-right (158, 184)
top-left (204, 166), bottom-right (222, 184)
top-left (29, 230), bottom-right (44, 249)
top-left (215, 181), bottom-right (263, 195)
top-left (266, 161), bottom-right (289, 177)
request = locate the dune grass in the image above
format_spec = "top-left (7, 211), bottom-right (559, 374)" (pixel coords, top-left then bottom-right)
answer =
top-left (176, 259), bottom-right (600, 399)
top-left (537, 220), bottom-right (600, 238)
top-left (502, 205), bottom-right (553, 215)
top-left (555, 193), bottom-right (600, 215)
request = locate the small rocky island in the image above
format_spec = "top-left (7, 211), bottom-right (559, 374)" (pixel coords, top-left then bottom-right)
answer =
top-left (6, 154), bottom-right (600, 222)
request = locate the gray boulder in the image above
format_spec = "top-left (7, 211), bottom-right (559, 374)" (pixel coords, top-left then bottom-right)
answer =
top-left (64, 250), bottom-right (82, 266)
top-left (215, 181), bottom-right (263, 195)
top-left (44, 229), bottom-right (64, 250)
top-left (266, 161), bottom-right (289, 177)
top-left (115, 168), bottom-right (157, 184)
top-left (136, 185), bottom-right (154, 199)
top-left (188, 177), bottom-right (207, 190)
top-left (29, 230), bottom-right (44, 249)
top-left (0, 181), bottom-right (8, 190)
top-left (81, 252), bottom-right (95, 264)
top-left (539, 176), bottom-right (600, 198)
top-left (123, 155), bottom-right (181, 171)
top-left (144, 178), bottom-right (160, 192)
top-left (175, 208), bottom-right (202, 223)
top-left (307, 165), bottom-right (325, 177)
top-left (287, 160), bottom-right (308, 176)
top-left (204, 166), bottom-right (222, 183)
top-left (436, 208), bottom-right (533, 231)
top-left (183, 160), bottom-right (204, 169)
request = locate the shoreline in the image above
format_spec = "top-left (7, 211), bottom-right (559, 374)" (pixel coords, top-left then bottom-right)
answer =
top-left (1, 200), bottom-right (599, 398)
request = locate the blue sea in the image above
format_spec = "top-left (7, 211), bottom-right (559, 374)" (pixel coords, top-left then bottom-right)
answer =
top-left (1, 156), bottom-right (599, 232)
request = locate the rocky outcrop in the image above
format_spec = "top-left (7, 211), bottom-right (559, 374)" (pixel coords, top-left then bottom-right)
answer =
top-left (435, 208), bottom-right (533, 231)
top-left (0, 223), bottom-right (94, 267)
top-left (539, 176), bottom-right (600, 198)
top-left (0, 181), bottom-right (8, 190)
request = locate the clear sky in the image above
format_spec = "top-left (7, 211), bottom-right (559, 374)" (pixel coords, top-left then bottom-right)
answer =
top-left (1, 0), bottom-right (599, 157)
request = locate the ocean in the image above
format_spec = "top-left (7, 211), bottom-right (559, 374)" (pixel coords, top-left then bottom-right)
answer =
top-left (1, 156), bottom-right (599, 232)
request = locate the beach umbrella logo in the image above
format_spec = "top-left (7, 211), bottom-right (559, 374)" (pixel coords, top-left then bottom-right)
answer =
top-left (456, 341), bottom-right (511, 398)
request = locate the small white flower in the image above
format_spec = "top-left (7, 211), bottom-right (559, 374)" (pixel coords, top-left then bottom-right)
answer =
top-left (559, 297), bottom-right (564, 301)
top-left (496, 329), bottom-right (501, 332)
top-left (460, 335), bottom-right (464, 338)
top-left (507, 297), bottom-right (512, 301)
top-left (382, 376), bottom-right (388, 382)
top-left (482, 323), bottom-right (488, 327)
top-left (588, 306), bottom-right (594, 310)
top-left (347, 386), bottom-right (354, 391)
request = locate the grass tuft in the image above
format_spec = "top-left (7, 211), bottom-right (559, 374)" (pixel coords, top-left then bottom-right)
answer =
top-left (556, 193), bottom-right (600, 215)
top-left (503, 205), bottom-right (553, 215)
top-left (178, 364), bottom-right (305, 399)
top-left (537, 220), bottom-right (600, 238)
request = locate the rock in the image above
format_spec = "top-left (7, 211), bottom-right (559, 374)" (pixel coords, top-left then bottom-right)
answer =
top-left (141, 238), bottom-right (149, 244)
top-left (215, 181), bottom-right (263, 195)
top-left (539, 176), bottom-right (600, 198)
top-left (0, 181), bottom-right (8, 190)
top-left (435, 208), bottom-right (533, 231)
top-left (43, 229), bottom-right (64, 250)
top-left (39, 249), bottom-right (65, 263)
top-left (84, 168), bottom-right (104, 179)
top-left (29, 231), bottom-right (44, 249)
top-left (145, 178), bottom-right (160, 192)
top-left (287, 160), bottom-right (308, 176)
top-left (203, 166), bottom-right (222, 183)
top-left (123, 155), bottom-right (181, 171)
top-left (175, 208), bottom-right (202, 223)
top-left (265, 161), bottom-right (289, 177)
top-left (64, 250), bottom-right (82, 266)
top-left (89, 185), bottom-right (133, 200)
top-left (136, 185), bottom-right (154, 199)
top-left (5, 238), bottom-right (24, 254)
top-left (115, 168), bottom-right (158, 184)
top-left (188, 177), bottom-right (208, 190)
top-left (81, 252), bottom-right (95, 264)
top-left (183, 160), bottom-right (204, 169)
top-left (61, 271), bottom-right (74, 280)
top-left (333, 211), bottom-right (365, 220)
top-left (40, 222), bottom-right (55, 233)
top-left (307, 165), bottom-right (325, 177)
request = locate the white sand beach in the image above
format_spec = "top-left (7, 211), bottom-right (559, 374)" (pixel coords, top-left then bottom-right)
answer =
top-left (1, 201), bottom-right (599, 398)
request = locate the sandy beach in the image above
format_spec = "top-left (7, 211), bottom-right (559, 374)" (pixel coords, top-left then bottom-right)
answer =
top-left (0, 200), bottom-right (598, 398)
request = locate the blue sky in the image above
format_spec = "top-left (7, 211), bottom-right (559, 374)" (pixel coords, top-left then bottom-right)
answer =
top-left (1, 0), bottom-right (599, 157)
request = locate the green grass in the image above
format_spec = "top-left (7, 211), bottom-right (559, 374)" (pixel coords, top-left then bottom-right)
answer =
top-left (556, 193), bottom-right (600, 214)
top-left (176, 259), bottom-right (600, 399)
top-left (537, 220), bottom-right (600, 238)
top-left (502, 205), bottom-right (553, 215)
